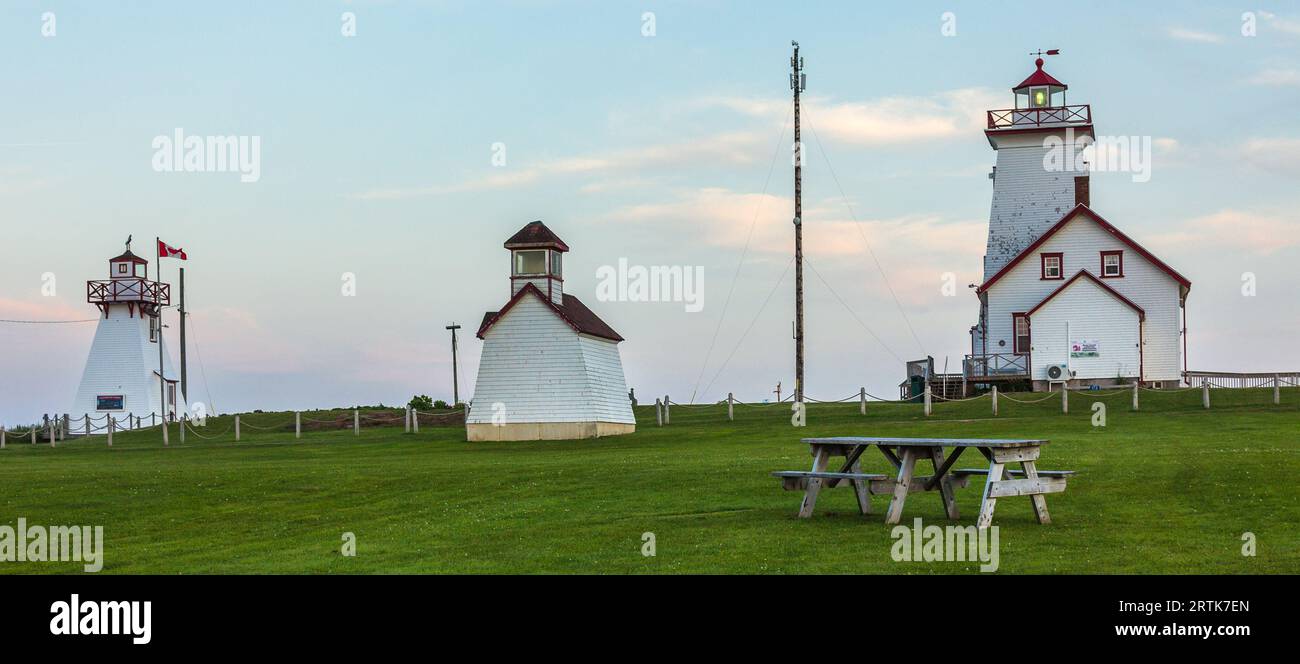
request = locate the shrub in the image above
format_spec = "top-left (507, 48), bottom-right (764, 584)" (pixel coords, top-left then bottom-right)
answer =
top-left (408, 395), bottom-right (434, 411)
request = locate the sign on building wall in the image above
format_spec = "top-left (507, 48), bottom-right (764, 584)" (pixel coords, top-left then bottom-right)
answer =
top-left (1070, 340), bottom-right (1100, 358)
top-left (96, 395), bottom-right (124, 410)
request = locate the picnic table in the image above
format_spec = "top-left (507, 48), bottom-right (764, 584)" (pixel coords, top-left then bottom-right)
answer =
top-left (772, 437), bottom-right (1073, 528)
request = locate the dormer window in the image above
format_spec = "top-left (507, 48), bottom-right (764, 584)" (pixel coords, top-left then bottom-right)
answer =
top-left (513, 250), bottom-right (547, 276)
top-left (1101, 250), bottom-right (1123, 278)
top-left (1041, 252), bottom-right (1063, 280)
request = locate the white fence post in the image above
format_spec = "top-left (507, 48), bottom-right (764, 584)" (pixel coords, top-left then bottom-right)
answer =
top-left (1274, 374), bottom-right (1281, 405)
top-left (295, 412), bottom-right (302, 439)
top-left (860, 387), bottom-right (867, 415)
top-left (179, 414), bottom-right (186, 444)
top-left (354, 409), bottom-right (360, 436)
top-left (1, 426), bottom-right (5, 449)
top-left (235, 415), bottom-right (241, 442)
top-left (663, 396), bottom-right (670, 425)
top-left (992, 386), bottom-right (999, 416)
top-left (162, 415), bottom-right (169, 446)
top-left (1132, 382), bottom-right (1139, 411)
top-left (31, 425), bottom-right (37, 444)
top-left (84, 414), bottom-right (90, 436)
top-left (49, 419), bottom-right (56, 447)
top-left (61, 414), bottom-right (68, 441)
top-left (1202, 382), bottom-right (1210, 409)
top-left (107, 416), bottom-right (114, 446)
top-left (404, 407), bottom-right (411, 433)
top-left (655, 399), bottom-right (663, 426)
top-left (924, 385), bottom-right (932, 416)
top-left (727, 393), bottom-right (734, 421)
top-left (413, 410), bottom-right (420, 434)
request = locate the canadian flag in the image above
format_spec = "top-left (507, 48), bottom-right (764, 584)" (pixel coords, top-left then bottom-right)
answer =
top-left (158, 240), bottom-right (187, 260)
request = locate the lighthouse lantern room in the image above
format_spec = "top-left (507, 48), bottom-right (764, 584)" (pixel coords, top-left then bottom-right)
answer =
top-left (72, 241), bottom-right (186, 433)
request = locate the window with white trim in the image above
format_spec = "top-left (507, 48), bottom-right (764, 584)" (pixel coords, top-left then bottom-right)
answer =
top-left (1101, 251), bottom-right (1123, 278)
top-left (1041, 253), bottom-right (1063, 280)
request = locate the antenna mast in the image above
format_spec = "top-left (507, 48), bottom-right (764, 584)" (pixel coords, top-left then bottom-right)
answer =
top-left (790, 41), bottom-right (806, 403)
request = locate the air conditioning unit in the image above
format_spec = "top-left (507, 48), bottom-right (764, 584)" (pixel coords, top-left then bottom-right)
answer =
top-left (1046, 364), bottom-right (1073, 381)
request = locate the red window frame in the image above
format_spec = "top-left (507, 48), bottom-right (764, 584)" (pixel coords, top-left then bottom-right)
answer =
top-left (1012, 313), bottom-right (1030, 354)
top-left (1040, 252), bottom-right (1064, 280)
top-left (1100, 250), bottom-right (1124, 278)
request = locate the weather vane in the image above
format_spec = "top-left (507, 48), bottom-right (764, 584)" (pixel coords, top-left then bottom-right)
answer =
top-left (125, 234), bottom-right (133, 251)
top-left (1030, 48), bottom-right (1061, 58)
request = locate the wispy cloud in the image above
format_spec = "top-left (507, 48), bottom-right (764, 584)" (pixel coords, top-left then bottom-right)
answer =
top-left (353, 86), bottom-right (1002, 200)
top-left (1240, 137), bottom-right (1300, 175)
top-left (1151, 209), bottom-right (1300, 255)
top-left (350, 132), bottom-right (766, 200)
top-left (607, 187), bottom-right (984, 303)
top-left (1258, 11), bottom-right (1300, 36)
top-left (1247, 68), bottom-right (1300, 87)
top-left (700, 88), bottom-right (1003, 146)
top-left (1166, 27), bottom-right (1224, 44)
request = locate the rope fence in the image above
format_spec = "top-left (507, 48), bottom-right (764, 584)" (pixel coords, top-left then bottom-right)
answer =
top-left (5, 380), bottom-right (1294, 449)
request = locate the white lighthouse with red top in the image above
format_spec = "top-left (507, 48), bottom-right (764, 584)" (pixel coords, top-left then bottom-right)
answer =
top-left (71, 240), bottom-right (186, 432)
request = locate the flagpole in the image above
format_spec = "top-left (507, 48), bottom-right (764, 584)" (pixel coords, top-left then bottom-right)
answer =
top-left (179, 267), bottom-right (187, 405)
top-left (156, 236), bottom-right (166, 423)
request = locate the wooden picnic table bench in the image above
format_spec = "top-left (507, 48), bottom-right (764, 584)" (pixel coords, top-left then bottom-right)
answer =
top-left (772, 437), bottom-right (1073, 528)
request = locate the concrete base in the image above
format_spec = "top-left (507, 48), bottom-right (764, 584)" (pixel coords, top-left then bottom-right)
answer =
top-left (1031, 377), bottom-right (1149, 392)
top-left (466, 421), bottom-right (635, 442)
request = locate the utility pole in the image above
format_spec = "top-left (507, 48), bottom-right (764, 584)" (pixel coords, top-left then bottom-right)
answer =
top-left (179, 267), bottom-right (187, 404)
top-left (790, 41), bottom-right (806, 403)
top-left (446, 323), bottom-right (461, 406)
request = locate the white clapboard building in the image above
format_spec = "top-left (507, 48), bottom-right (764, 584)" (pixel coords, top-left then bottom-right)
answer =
top-left (72, 245), bottom-right (186, 432)
top-left (967, 57), bottom-right (1191, 391)
top-left (466, 221), bottom-right (635, 441)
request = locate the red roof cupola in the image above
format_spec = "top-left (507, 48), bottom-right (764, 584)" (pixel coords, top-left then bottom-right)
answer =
top-left (1013, 54), bottom-right (1067, 109)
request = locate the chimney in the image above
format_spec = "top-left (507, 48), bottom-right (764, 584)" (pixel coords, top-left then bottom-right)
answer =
top-left (1074, 175), bottom-right (1090, 207)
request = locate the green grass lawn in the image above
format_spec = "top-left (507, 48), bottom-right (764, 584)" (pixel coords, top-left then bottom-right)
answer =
top-left (2, 388), bottom-right (1297, 574)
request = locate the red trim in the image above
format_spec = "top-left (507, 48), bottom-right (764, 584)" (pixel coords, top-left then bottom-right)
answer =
top-left (985, 123), bottom-right (1094, 140)
top-left (1040, 252), bottom-right (1064, 280)
top-left (1025, 270), bottom-right (1146, 321)
top-left (476, 282), bottom-right (622, 342)
top-left (977, 205), bottom-right (1191, 294)
top-left (1012, 312), bottom-right (1030, 354)
top-left (1100, 250), bottom-right (1124, 278)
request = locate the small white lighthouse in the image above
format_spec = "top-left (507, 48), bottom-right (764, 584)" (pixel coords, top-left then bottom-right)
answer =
top-left (71, 241), bottom-right (186, 433)
top-left (466, 221), bottom-right (635, 441)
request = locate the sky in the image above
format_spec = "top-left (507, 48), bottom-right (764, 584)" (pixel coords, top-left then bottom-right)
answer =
top-left (2, 1), bottom-right (1299, 425)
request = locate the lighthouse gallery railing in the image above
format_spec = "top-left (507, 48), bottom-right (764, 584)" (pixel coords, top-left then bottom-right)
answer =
top-left (87, 279), bottom-right (171, 306)
top-left (987, 104), bottom-right (1091, 129)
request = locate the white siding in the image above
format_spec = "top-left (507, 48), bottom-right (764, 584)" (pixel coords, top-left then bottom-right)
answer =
top-left (984, 210), bottom-right (1184, 382)
top-left (985, 131), bottom-right (1083, 279)
top-left (576, 335), bottom-right (635, 424)
top-left (1028, 277), bottom-right (1141, 381)
top-left (510, 277), bottom-right (562, 304)
top-left (71, 307), bottom-right (186, 431)
top-left (467, 292), bottom-right (632, 425)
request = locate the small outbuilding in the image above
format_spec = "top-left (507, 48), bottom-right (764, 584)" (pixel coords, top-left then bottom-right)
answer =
top-left (466, 221), bottom-right (635, 441)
